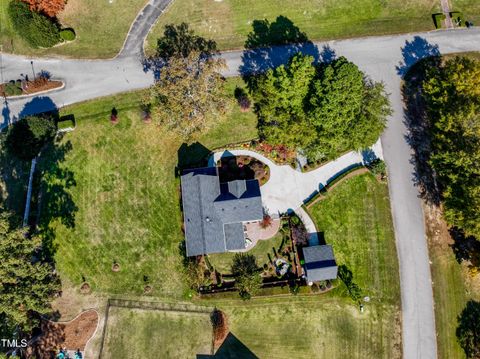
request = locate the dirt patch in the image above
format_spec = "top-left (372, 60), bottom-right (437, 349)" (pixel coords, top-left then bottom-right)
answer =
top-left (424, 203), bottom-right (480, 292)
top-left (27, 310), bottom-right (99, 358)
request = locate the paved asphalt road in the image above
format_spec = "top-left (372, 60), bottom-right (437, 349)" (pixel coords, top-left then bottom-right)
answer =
top-left (2, 26), bottom-right (480, 359)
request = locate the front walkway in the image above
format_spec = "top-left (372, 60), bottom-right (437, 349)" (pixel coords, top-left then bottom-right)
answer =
top-left (210, 139), bottom-right (383, 214)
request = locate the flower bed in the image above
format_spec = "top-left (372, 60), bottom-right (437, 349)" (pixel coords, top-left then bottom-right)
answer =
top-left (0, 77), bottom-right (63, 98)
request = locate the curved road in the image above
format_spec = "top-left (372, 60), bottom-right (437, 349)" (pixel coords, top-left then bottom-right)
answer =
top-left (2, 7), bottom-right (480, 357)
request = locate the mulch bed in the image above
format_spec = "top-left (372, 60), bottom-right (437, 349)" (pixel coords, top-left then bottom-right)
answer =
top-left (27, 309), bottom-right (98, 359)
top-left (217, 155), bottom-right (270, 185)
top-left (0, 80), bottom-right (63, 97)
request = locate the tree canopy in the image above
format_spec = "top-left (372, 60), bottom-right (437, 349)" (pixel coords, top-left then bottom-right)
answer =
top-left (251, 54), bottom-right (391, 160)
top-left (423, 56), bottom-right (480, 238)
top-left (456, 300), bottom-right (480, 358)
top-left (9, 1), bottom-right (61, 48)
top-left (0, 209), bottom-right (60, 333)
top-left (6, 115), bottom-right (56, 161)
top-left (22, 0), bottom-right (66, 17)
top-left (148, 26), bottom-right (226, 140)
top-left (156, 23), bottom-right (217, 61)
top-left (145, 51), bottom-right (226, 139)
top-left (231, 253), bottom-right (262, 299)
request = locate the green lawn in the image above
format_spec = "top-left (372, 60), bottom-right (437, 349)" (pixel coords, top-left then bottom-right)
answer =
top-left (0, 0), bottom-right (146, 58)
top-left (146, 0), bottom-right (440, 53)
top-left (308, 174), bottom-right (400, 304)
top-left (452, 0), bottom-right (480, 24)
top-left (102, 307), bottom-right (213, 358)
top-left (208, 232), bottom-right (283, 274)
top-left (425, 210), bottom-right (480, 359)
top-left (35, 78), bottom-right (256, 298)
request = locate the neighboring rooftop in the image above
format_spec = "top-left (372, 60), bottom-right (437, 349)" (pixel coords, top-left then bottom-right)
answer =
top-left (181, 167), bottom-right (263, 257)
top-left (302, 244), bottom-right (338, 282)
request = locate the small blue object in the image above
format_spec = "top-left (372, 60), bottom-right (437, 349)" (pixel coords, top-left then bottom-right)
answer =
top-left (56, 353), bottom-right (65, 359)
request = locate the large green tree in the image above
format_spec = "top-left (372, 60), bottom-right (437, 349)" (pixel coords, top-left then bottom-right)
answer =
top-left (6, 115), bottom-right (56, 161)
top-left (252, 55), bottom-right (390, 159)
top-left (146, 51), bottom-right (227, 139)
top-left (456, 300), bottom-right (480, 358)
top-left (253, 53), bottom-right (316, 150)
top-left (231, 253), bottom-right (262, 299)
top-left (423, 56), bottom-right (480, 238)
top-left (0, 209), bottom-right (60, 333)
top-left (9, 1), bottom-right (60, 48)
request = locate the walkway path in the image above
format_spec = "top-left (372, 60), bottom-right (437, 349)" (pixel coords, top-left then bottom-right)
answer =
top-left (441, 0), bottom-right (454, 29)
top-left (4, 27), bottom-right (480, 359)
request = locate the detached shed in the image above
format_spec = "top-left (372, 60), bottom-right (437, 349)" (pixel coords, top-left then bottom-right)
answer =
top-left (302, 244), bottom-right (338, 283)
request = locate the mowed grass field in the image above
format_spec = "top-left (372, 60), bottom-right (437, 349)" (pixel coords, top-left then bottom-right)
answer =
top-left (452, 0), bottom-right (480, 24)
top-left (0, 0), bottom-right (146, 58)
top-left (309, 174), bottom-right (400, 304)
top-left (146, 0), bottom-right (441, 52)
top-left (41, 78), bottom-right (256, 298)
top-left (102, 295), bottom-right (401, 358)
top-left (102, 307), bottom-right (214, 358)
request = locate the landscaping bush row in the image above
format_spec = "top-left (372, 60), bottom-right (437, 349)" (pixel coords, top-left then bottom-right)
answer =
top-left (8, 1), bottom-right (75, 48)
top-left (432, 13), bottom-right (446, 29)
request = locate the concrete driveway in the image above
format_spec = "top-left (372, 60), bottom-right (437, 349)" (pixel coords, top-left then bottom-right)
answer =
top-left (211, 141), bottom-right (383, 215)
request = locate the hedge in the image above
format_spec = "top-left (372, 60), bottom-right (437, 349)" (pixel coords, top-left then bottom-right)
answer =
top-left (60, 28), bottom-right (76, 42)
top-left (432, 13), bottom-right (446, 29)
top-left (450, 11), bottom-right (465, 26)
top-left (8, 1), bottom-right (61, 48)
top-left (4, 81), bottom-right (22, 96)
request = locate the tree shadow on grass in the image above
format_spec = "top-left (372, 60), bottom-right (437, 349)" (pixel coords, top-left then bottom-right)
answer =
top-left (456, 300), bottom-right (480, 359)
top-left (240, 16), bottom-right (320, 89)
top-left (176, 142), bottom-right (212, 177)
top-left (400, 39), bottom-right (442, 205)
top-left (197, 332), bottom-right (259, 358)
top-left (35, 136), bottom-right (78, 261)
top-left (449, 227), bottom-right (480, 270)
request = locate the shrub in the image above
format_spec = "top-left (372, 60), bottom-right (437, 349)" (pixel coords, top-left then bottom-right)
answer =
top-left (432, 13), bottom-right (446, 29)
top-left (4, 81), bottom-right (22, 96)
top-left (60, 28), bottom-right (76, 41)
top-left (368, 159), bottom-right (387, 177)
top-left (8, 1), bottom-right (60, 48)
top-left (6, 115), bottom-right (57, 161)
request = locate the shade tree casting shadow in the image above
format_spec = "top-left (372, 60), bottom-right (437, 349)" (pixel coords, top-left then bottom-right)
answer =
top-left (456, 300), bottom-right (480, 359)
top-left (197, 332), bottom-right (259, 358)
top-left (401, 52), bottom-right (442, 205)
top-left (449, 227), bottom-right (480, 271)
top-left (240, 16), bottom-right (320, 87)
top-left (396, 36), bottom-right (440, 77)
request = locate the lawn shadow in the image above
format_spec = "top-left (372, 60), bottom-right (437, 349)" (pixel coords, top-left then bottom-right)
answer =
top-left (449, 227), bottom-right (480, 270)
top-left (396, 36), bottom-right (440, 78)
top-left (35, 136), bottom-right (78, 261)
top-left (456, 300), bottom-right (480, 359)
top-left (1, 100), bottom-right (12, 129)
top-left (176, 142), bottom-right (212, 177)
top-left (197, 332), bottom-right (259, 358)
top-left (240, 16), bottom-right (320, 89)
top-left (401, 54), bottom-right (442, 205)
top-left (18, 96), bottom-right (59, 119)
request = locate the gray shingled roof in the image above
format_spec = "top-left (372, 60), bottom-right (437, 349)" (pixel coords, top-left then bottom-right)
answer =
top-left (302, 245), bottom-right (338, 282)
top-left (181, 167), bottom-right (263, 257)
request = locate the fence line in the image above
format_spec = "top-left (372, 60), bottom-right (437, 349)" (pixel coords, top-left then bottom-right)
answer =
top-left (22, 157), bottom-right (37, 227)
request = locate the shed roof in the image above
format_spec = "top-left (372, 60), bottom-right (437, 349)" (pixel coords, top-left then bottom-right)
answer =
top-left (302, 245), bottom-right (338, 282)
